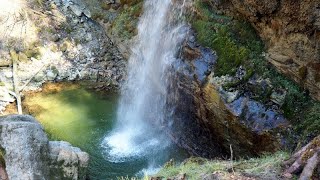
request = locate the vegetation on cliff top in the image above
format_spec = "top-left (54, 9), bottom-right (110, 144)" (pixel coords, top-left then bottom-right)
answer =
top-left (110, 1), bottom-right (143, 39)
top-left (190, 1), bottom-right (259, 77)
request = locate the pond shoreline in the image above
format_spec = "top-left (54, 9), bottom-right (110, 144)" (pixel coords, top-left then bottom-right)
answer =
top-left (3, 81), bottom-right (119, 115)
top-left (16, 82), bottom-right (188, 179)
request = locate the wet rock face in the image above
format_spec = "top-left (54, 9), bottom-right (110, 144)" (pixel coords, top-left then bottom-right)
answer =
top-left (166, 34), bottom-right (288, 158)
top-left (0, 115), bottom-right (89, 180)
top-left (165, 34), bottom-right (226, 158)
top-left (210, 0), bottom-right (320, 101)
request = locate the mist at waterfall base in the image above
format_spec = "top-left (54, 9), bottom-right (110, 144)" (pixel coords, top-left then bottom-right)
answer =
top-left (101, 0), bottom-right (190, 175)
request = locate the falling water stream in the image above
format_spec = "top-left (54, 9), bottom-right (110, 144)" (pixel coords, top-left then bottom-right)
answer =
top-left (102, 0), bottom-right (190, 165)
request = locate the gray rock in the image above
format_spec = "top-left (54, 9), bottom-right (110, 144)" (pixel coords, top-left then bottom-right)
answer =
top-left (0, 115), bottom-right (89, 180)
top-left (49, 141), bottom-right (89, 180)
top-left (83, 9), bottom-right (91, 18)
top-left (69, 4), bottom-right (83, 16)
top-left (34, 71), bottom-right (46, 82)
top-left (0, 115), bottom-right (49, 180)
top-left (271, 88), bottom-right (287, 106)
top-left (46, 69), bottom-right (58, 81)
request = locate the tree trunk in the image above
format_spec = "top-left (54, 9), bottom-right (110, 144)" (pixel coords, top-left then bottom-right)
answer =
top-left (12, 59), bottom-right (22, 114)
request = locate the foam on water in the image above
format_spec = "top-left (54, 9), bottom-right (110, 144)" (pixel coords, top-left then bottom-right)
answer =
top-left (102, 128), bottom-right (169, 162)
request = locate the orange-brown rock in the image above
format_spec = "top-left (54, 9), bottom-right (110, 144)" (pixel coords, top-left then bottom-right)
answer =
top-left (210, 0), bottom-right (320, 101)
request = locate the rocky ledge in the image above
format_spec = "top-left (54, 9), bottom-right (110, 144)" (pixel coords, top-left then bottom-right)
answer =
top-left (0, 115), bottom-right (89, 180)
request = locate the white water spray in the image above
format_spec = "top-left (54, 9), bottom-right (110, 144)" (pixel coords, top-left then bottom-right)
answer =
top-left (102, 0), bottom-right (190, 162)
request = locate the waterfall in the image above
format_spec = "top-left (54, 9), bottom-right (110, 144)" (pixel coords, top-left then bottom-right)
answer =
top-left (102, 0), bottom-right (190, 162)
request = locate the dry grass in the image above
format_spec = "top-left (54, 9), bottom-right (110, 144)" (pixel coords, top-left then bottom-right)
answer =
top-left (154, 152), bottom-right (289, 180)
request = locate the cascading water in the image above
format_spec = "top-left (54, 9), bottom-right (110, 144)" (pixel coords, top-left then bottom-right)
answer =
top-left (102, 0), bottom-right (190, 163)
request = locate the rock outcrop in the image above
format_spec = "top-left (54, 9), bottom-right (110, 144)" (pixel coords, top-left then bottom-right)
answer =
top-left (49, 141), bottom-right (89, 180)
top-left (165, 33), bottom-right (288, 158)
top-left (0, 115), bottom-right (89, 180)
top-left (210, 0), bottom-right (320, 101)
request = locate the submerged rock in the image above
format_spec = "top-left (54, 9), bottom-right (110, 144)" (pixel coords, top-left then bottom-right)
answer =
top-left (0, 115), bottom-right (89, 180)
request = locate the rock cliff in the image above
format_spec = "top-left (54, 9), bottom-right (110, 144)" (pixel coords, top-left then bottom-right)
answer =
top-left (210, 0), bottom-right (320, 101)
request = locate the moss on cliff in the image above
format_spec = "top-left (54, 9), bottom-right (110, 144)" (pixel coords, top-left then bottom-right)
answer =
top-left (110, 1), bottom-right (143, 39)
top-left (191, 0), bottom-right (262, 76)
top-left (296, 102), bottom-right (320, 140)
top-left (190, 0), bottom-right (319, 143)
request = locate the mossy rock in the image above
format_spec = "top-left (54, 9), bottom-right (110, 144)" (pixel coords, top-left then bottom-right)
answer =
top-left (110, 0), bottom-right (142, 39)
top-left (10, 50), bottom-right (29, 62)
top-left (21, 41), bottom-right (42, 59)
top-left (9, 49), bottom-right (19, 62)
top-left (24, 48), bottom-right (41, 59)
top-left (120, 0), bottom-right (142, 6)
top-left (18, 52), bottom-right (29, 62)
top-left (49, 44), bottom-right (59, 52)
top-left (91, 12), bottom-right (105, 21)
top-left (100, 2), bottom-right (111, 10)
top-left (190, 0), bottom-right (262, 77)
top-left (59, 41), bottom-right (72, 52)
top-left (50, 66), bottom-right (59, 75)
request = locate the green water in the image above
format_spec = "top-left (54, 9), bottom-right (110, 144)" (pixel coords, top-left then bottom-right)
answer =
top-left (24, 84), bottom-right (188, 179)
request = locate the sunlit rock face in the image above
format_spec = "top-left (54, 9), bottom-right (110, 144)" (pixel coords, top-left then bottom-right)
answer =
top-left (209, 0), bottom-right (320, 101)
top-left (165, 33), bottom-right (289, 158)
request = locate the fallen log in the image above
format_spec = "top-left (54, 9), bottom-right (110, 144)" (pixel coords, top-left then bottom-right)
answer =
top-left (283, 135), bottom-right (320, 179)
top-left (299, 149), bottom-right (320, 180)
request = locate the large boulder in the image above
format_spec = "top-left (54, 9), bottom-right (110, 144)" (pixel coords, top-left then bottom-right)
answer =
top-left (0, 115), bottom-right (89, 180)
top-left (0, 115), bottom-right (50, 179)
